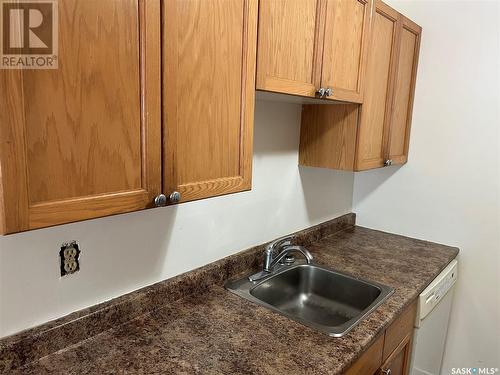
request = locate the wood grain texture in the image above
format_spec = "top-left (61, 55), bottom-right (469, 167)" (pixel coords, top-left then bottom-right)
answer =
top-left (378, 333), bottom-right (413, 375)
top-left (355, 0), bottom-right (399, 171)
top-left (0, 69), bottom-right (30, 233)
top-left (256, 0), bottom-right (322, 97)
top-left (162, 0), bottom-right (257, 203)
top-left (299, 104), bottom-right (358, 171)
top-left (29, 190), bottom-right (150, 230)
top-left (24, 0), bottom-right (141, 203)
top-left (388, 15), bottom-right (421, 165)
top-left (0, 0), bottom-right (161, 234)
top-left (345, 334), bottom-right (384, 375)
top-left (297, 2), bottom-right (422, 173)
top-left (321, 0), bottom-right (371, 103)
top-left (141, 0), bottom-right (162, 204)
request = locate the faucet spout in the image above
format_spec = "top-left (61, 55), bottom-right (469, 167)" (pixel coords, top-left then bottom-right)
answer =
top-left (265, 245), bottom-right (313, 272)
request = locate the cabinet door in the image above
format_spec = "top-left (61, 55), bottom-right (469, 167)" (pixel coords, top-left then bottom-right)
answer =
top-left (355, 0), bottom-right (399, 170)
top-left (378, 334), bottom-right (413, 375)
top-left (387, 16), bottom-right (422, 165)
top-left (0, 0), bottom-right (161, 234)
top-left (321, 0), bottom-right (372, 103)
top-left (163, 0), bottom-right (257, 203)
top-left (256, 0), bottom-right (322, 97)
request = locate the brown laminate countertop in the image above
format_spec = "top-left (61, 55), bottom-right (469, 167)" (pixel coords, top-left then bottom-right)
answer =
top-left (10, 224), bottom-right (458, 374)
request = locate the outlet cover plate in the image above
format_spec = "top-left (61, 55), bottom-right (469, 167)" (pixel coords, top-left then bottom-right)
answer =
top-left (60, 241), bottom-right (80, 276)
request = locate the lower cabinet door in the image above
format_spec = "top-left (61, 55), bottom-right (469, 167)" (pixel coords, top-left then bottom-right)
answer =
top-left (162, 0), bottom-right (258, 204)
top-left (378, 334), bottom-right (413, 375)
top-left (344, 300), bottom-right (417, 375)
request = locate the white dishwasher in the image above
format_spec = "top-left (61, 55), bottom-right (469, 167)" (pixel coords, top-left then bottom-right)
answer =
top-left (411, 259), bottom-right (458, 375)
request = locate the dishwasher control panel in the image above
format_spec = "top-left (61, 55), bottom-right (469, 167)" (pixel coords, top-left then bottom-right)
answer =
top-left (417, 259), bottom-right (458, 322)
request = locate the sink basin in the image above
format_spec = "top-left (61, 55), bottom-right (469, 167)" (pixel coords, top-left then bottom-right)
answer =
top-left (225, 264), bottom-right (393, 337)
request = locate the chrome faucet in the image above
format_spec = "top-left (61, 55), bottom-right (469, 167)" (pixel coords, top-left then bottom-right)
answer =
top-left (249, 235), bottom-right (313, 282)
top-left (263, 235), bottom-right (294, 271)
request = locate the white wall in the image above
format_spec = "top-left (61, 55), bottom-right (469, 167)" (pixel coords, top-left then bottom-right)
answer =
top-left (2, 5), bottom-right (498, 372)
top-left (353, 1), bottom-right (500, 372)
top-left (0, 100), bottom-right (354, 338)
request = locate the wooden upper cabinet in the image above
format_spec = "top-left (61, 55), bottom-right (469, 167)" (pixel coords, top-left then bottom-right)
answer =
top-left (387, 15), bottom-right (421, 165)
top-left (299, 0), bottom-right (422, 172)
top-left (256, 0), bottom-right (371, 103)
top-left (321, 0), bottom-right (372, 103)
top-left (0, 0), bottom-right (161, 234)
top-left (162, 0), bottom-right (257, 203)
top-left (355, 0), bottom-right (399, 170)
top-left (256, 0), bottom-right (322, 97)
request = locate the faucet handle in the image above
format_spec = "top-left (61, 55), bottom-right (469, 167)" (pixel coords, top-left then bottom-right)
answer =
top-left (263, 235), bottom-right (295, 272)
top-left (265, 235), bottom-right (295, 253)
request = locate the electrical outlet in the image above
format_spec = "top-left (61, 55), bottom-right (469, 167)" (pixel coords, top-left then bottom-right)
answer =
top-left (60, 241), bottom-right (80, 276)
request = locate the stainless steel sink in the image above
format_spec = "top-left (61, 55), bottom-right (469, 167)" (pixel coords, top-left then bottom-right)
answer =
top-left (225, 264), bottom-right (393, 337)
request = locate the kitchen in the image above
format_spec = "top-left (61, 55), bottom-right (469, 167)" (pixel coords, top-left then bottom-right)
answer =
top-left (0, 0), bottom-right (498, 374)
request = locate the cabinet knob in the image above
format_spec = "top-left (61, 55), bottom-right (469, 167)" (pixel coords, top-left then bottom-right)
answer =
top-left (154, 194), bottom-right (167, 207)
top-left (381, 369), bottom-right (391, 375)
top-left (325, 88), bottom-right (332, 97)
top-left (384, 159), bottom-right (393, 167)
top-left (316, 87), bottom-right (326, 98)
top-left (169, 191), bottom-right (181, 203)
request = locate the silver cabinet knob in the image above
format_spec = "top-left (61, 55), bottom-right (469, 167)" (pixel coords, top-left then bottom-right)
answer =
top-left (325, 88), bottom-right (332, 97)
top-left (384, 159), bottom-right (393, 167)
top-left (316, 87), bottom-right (326, 98)
top-left (169, 191), bottom-right (181, 203)
top-left (382, 369), bottom-right (391, 375)
top-left (154, 194), bottom-right (167, 207)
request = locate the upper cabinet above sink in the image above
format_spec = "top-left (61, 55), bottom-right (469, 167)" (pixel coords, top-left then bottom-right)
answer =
top-left (256, 0), bottom-right (372, 103)
top-left (0, 0), bottom-right (258, 234)
top-left (162, 0), bottom-right (257, 203)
